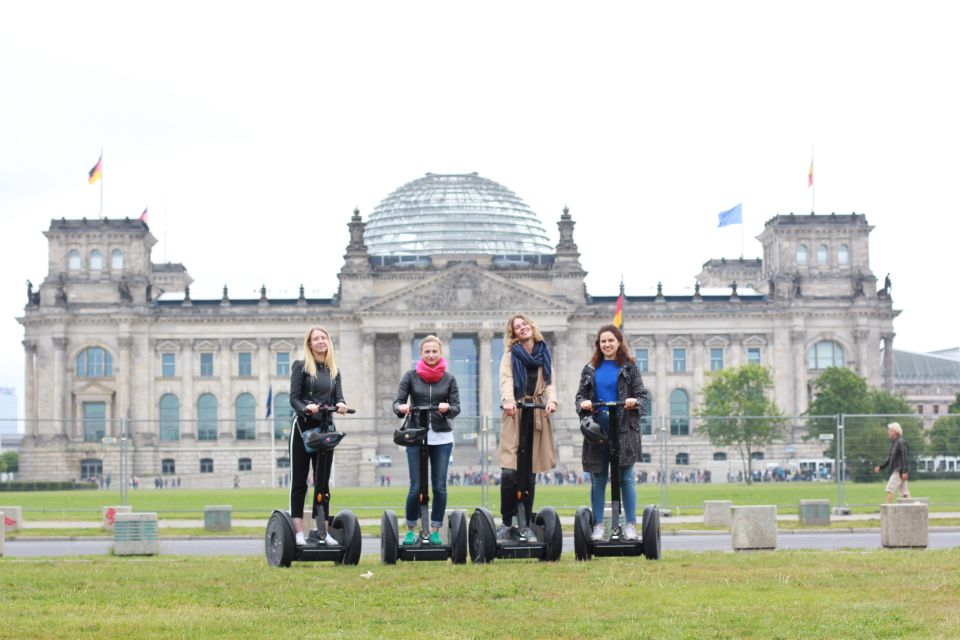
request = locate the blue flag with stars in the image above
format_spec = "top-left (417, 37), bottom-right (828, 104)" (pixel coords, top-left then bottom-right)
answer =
top-left (717, 203), bottom-right (742, 227)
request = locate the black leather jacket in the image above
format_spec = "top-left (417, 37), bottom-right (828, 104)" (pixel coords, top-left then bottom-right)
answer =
top-left (289, 359), bottom-right (345, 429)
top-left (392, 369), bottom-right (461, 432)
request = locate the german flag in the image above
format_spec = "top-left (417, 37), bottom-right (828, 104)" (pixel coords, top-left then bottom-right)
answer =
top-left (613, 292), bottom-right (623, 329)
top-left (88, 154), bottom-right (103, 184)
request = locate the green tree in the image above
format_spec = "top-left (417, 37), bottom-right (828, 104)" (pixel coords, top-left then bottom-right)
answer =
top-left (696, 364), bottom-right (785, 484)
top-left (929, 415), bottom-right (960, 457)
top-left (0, 450), bottom-right (17, 474)
top-left (949, 392), bottom-right (960, 414)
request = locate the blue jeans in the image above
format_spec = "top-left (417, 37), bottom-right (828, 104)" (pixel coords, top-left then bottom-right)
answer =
top-left (589, 410), bottom-right (637, 524)
top-left (405, 442), bottom-right (453, 528)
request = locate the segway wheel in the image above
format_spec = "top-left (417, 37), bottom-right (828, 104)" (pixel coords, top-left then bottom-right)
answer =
top-left (332, 510), bottom-right (362, 565)
top-left (468, 508), bottom-right (497, 564)
top-left (533, 507), bottom-right (563, 562)
top-left (380, 510), bottom-right (399, 565)
top-left (573, 506), bottom-right (594, 562)
top-left (448, 510), bottom-right (468, 565)
top-left (265, 510), bottom-right (295, 568)
top-left (642, 505), bottom-right (661, 560)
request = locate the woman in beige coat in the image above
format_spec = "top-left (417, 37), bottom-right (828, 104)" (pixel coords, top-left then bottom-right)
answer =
top-left (497, 313), bottom-right (557, 541)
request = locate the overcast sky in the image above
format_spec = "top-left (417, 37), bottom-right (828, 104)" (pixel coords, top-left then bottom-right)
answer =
top-left (2, 1), bottom-right (958, 419)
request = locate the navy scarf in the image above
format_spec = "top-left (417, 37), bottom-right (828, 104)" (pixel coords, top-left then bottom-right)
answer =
top-left (510, 341), bottom-right (553, 400)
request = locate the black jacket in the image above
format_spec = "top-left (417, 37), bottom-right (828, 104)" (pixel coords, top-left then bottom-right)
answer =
top-left (289, 359), bottom-right (345, 429)
top-left (575, 361), bottom-right (648, 472)
top-left (879, 437), bottom-right (910, 475)
top-left (392, 369), bottom-right (461, 432)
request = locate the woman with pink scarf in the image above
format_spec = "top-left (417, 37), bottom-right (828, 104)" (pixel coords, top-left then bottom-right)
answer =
top-left (393, 335), bottom-right (461, 545)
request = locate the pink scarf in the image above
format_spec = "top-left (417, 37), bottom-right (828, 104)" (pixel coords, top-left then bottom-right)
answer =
top-left (416, 357), bottom-right (447, 384)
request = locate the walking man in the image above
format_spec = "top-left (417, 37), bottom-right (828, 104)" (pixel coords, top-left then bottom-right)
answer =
top-left (874, 422), bottom-right (910, 503)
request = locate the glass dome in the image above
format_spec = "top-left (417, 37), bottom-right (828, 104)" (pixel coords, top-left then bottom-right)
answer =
top-left (364, 173), bottom-right (553, 256)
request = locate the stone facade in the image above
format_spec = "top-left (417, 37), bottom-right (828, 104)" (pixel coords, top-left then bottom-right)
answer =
top-left (17, 186), bottom-right (900, 488)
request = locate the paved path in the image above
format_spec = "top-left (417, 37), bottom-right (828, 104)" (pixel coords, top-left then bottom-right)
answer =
top-left (5, 529), bottom-right (959, 558)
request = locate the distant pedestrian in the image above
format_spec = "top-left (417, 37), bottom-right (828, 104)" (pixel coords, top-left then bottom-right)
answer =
top-left (874, 422), bottom-right (911, 503)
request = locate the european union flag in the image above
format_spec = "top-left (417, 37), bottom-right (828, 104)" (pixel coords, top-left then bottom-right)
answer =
top-left (717, 203), bottom-right (742, 228)
top-left (265, 385), bottom-right (273, 419)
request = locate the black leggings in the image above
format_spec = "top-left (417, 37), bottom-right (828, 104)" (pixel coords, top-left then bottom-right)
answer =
top-left (289, 419), bottom-right (333, 520)
top-left (500, 407), bottom-right (537, 526)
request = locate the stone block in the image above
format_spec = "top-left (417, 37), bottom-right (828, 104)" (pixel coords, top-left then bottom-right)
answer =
top-left (881, 503), bottom-right (928, 548)
top-left (102, 506), bottom-right (133, 531)
top-left (904, 497), bottom-right (928, 505)
top-left (730, 505), bottom-right (777, 550)
top-left (0, 506), bottom-right (22, 532)
top-left (204, 505), bottom-right (232, 531)
top-left (113, 512), bottom-right (159, 556)
top-left (799, 499), bottom-right (831, 526)
top-left (703, 500), bottom-right (732, 527)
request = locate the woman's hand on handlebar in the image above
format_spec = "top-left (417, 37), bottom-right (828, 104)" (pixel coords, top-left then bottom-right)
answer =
top-left (305, 403), bottom-right (320, 416)
top-left (397, 404), bottom-right (410, 416)
top-left (335, 402), bottom-right (349, 415)
top-left (437, 402), bottom-right (450, 414)
top-left (544, 400), bottom-right (557, 415)
top-left (502, 402), bottom-right (516, 417)
top-left (624, 398), bottom-right (638, 409)
top-left (580, 400), bottom-right (593, 412)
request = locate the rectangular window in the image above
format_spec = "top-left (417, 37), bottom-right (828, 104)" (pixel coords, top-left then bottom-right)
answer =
top-left (238, 352), bottom-right (252, 376)
top-left (710, 348), bottom-right (724, 371)
top-left (747, 347), bottom-right (761, 365)
top-left (83, 402), bottom-right (106, 442)
top-left (276, 352), bottom-right (290, 376)
top-left (200, 353), bottom-right (214, 377)
top-left (933, 405), bottom-right (939, 415)
top-left (161, 353), bottom-right (176, 377)
top-left (200, 458), bottom-right (214, 473)
top-left (636, 348), bottom-right (649, 372)
top-left (161, 459), bottom-right (176, 475)
top-left (673, 348), bottom-right (686, 373)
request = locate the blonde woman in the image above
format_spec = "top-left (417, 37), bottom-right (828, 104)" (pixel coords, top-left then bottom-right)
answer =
top-left (289, 326), bottom-right (348, 546)
top-left (498, 314), bottom-right (557, 541)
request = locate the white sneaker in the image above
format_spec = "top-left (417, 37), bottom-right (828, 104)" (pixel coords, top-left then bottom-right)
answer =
top-left (295, 532), bottom-right (306, 546)
top-left (591, 523), bottom-right (606, 541)
top-left (323, 532), bottom-right (338, 546)
top-left (624, 523), bottom-right (638, 541)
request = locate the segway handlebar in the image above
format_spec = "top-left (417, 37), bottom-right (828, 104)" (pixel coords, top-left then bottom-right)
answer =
top-left (501, 402), bottom-right (547, 410)
top-left (407, 404), bottom-right (443, 412)
top-left (314, 404), bottom-right (356, 414)
top-left (592, 401), bottom-right (639, 410)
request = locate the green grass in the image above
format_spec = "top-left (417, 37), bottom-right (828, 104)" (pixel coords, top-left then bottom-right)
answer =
top-left (1, 550), bottom-right (958, 638)
top-left (4, 480), bottom-right (959, 522)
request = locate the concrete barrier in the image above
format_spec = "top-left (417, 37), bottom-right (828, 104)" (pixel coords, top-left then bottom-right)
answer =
top-left (113, 512), bottom-right (159, 556)
top-left (881, 503), bottom-right (928, 548)
top-left (204, 505), bottom-right (232, 532)
top-left (0, 511), bottom-right (5, 557)
top-left (102, 505), bottom-right (133, 531)
top-left (799, 499), bottom-right (831, 526)
top-left (0, 506), bottom-right (22, 533)
top-left (731, 505), bottom-right (777, 551)
top-left (905, 497), bottom-right (928, 505)
top-left (703, 500), bottom-right (732, 527)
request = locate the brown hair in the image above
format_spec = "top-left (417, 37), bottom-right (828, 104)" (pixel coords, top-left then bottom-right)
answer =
top-left (590, 324), bottom-right (635, 368)
top-left (503, 313), bottom-right (545, 349)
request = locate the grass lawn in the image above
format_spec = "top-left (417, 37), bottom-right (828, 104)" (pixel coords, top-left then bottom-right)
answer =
top-left (4, 480), bottom-right (959, 522)
top-left (1, 550), bottom-right (958, 639)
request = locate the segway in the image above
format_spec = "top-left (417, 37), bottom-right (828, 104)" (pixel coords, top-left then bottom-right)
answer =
top-left (573, 400), bottom-right (661, 561)
top-left (468, 402), bottom-right (563, 563)
top-left (265, 405), bottom-right (362, 567)
top-left (381, 405), bottom-right (468, 564)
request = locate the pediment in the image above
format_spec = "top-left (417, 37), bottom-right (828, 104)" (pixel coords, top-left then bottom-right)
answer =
top-left (705, 335), bottom-right (730, 348)
top-left (154, 339), bottom-right (181, 353)
top-left (630, 335), bottom-right (655, 348)
top-left (74, 379), bottom-right (116, 396)
top-left (232, 339), bottom-right (258, 351)
top-left (271, 339), bottom-right (298, 352)
top-left (742, 334), bottom-right (768, 347)
top-left (194, 339), bottom-right (220, 352)
top-left (358, 263), bottom-right (574, 314)
top-left (667, 335), bottom-right (692, 348)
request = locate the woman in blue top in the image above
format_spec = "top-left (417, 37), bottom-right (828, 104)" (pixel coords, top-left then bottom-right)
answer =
top-left (575, 324), bottom-right (648, 541)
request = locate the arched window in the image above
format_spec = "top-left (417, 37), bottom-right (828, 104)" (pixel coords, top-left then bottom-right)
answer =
top-left (236, 393), bottom-right (256, 440)
top-left (197, 394), bottom-right (218, 441)
top-left (807, 340), bottom-right (845, 370)
top-left (669, 389), bottom-right (689, 436)
top-left (713, 452), bottom-right (727, 461)
top-left (200, 458), bottom-right (214, 473)
top-left (817, 244), bottom-right (828, 264)
top-left (838, 244), bottom-right (849, 265)
top-left (274, 392), bottom-right (293, 440)
top-left (111, 249), bottom-right (123, 270)
top-left (796, 244), bottom-right (808, 265)
top-left (159, 394), bottom-right (180, 441)
top-left (77, 347), bottom-right (113, 377)
top-left (90, 250), bottom-right (103, 271)
top-left (238, 458), bottom-right (252, 472)
top-left (80, 458), bottom-right (103, 481)
top-left (68, 249), bottom-right (81, 270)
top-left (675, 452), bottom-right (689, 465)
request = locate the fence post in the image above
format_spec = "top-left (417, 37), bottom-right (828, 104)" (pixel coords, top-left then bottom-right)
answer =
top-left (658, 416), bottom-right (669, 514)
top-left (835, 413), bottom-right (850, 514)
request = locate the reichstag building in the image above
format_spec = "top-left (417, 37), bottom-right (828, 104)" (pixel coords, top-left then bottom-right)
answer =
top-left (18, 172), bottom-right (900, 486)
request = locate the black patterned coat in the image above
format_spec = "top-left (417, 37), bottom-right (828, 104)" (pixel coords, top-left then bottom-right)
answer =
top-left (575, 362), bottom-right (648, 473)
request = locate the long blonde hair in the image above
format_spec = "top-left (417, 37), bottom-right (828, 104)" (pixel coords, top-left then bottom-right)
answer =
top-left (301, 326), bottom-right (338, 379)
top-left (503, 313), bottom-right (544, 349)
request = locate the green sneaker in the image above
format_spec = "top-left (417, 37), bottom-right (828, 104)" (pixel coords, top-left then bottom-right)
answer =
top-left (402, 530), bottom-right (417, 545)
top-left (429, 531), bottom-right (442, 545)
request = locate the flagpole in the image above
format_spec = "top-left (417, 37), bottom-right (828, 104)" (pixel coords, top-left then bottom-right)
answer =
top-left (810, 145), bottom-right (815, 214)
top-left (99, 147), bottom-right (104, 217)
top-left (740, 210), bottom-right (744, 258)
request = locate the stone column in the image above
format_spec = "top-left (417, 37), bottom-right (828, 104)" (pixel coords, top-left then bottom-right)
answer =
top-left (399, 331), bottom-right (414, 372)
top-left (791, 330), bottom-right (807, 416)
top-left (256, 338), bottom-right (271, 438)
top-left (180, 339), bottom-right (195, 439)
top-left (691, 334), bottom-right (705, 401)
top-left (361, 331), bottom-right (376, 417)
top-left (654, 335), bottom-right (668, 424)
top-left (478, 330), bottom-right (494, 422)
top-left (882, 333), bottom-right (895, 391)
top-left (438, 331), bottom-right (453, 360)
top-left (854, 329), bottom-right (870, 378)
top-left (730, 334), bottom-right (743, 368)
top-left (219, 339), bottom-right (234, 440)
top-left (117, 336), bottom-right (132, 426)
top-left (52, 336), bottom-right (69, 437)
top-left (22, 341), bottom-right (37, 434)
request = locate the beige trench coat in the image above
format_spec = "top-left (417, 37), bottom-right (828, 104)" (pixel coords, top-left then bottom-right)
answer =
top-left (497, 349), bottom-right (558, 473)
